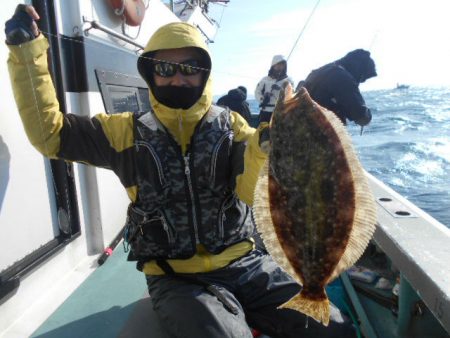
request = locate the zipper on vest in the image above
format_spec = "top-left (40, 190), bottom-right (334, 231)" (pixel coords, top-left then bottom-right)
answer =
top-left (132, 206), bottom-right (174, 246)
top-left (184, 154), bottom-right (200, 244)
top-left (210, 131), bottom-right (233, 185)
top-left (218, 194), bottom-right (236, 239)
top-left (160, 211), bottom-right (174, 246)
top-left (135, 141), bottom-right (166, 187)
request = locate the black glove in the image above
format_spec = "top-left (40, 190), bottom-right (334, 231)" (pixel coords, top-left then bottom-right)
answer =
top-left (355, 107), bottom-right (372, 127)
top-left (260, 92), bottom-right (271, 108)
top-left (258, 125), bottom-right (271, 154)
top-left (5, 4), bottom-right (36, 45)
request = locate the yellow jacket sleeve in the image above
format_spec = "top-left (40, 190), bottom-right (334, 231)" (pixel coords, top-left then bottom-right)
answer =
top-left (7, 35), bottom-right (64, 158)
top-left (231, 112), bottom-right (268, 206)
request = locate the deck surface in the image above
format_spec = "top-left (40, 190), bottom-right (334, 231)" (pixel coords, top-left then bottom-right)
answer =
top-left (31, 248), bottom-right (167, 338)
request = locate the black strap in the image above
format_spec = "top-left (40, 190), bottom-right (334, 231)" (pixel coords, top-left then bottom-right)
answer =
top-left (156, 259), bottom-right (176, 274)
top-left (155, 259), bottom-right (238, 315)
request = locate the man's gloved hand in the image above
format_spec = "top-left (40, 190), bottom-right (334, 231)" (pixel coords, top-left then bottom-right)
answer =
top-left (5, 4), bottom-right (40, 45)
top-left (260, 92), bottom-right (271, 108)
top-left (258, 124), bottom-right (271, 155)
top-left (355, 107), bottom-right (372, 127)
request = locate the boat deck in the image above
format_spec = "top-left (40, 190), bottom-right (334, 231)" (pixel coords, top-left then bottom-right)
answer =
top-left (30, 248), bottom-right (166, 338)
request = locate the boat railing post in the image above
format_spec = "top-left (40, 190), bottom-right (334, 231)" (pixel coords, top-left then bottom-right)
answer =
top-left (397, 274), bottom-right (420, 337)
top-left (340, 273), bottom-right (378, 338)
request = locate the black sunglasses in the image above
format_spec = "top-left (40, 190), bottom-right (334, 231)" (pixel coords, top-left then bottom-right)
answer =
top-left (152, 59), bottom-right (204, 78)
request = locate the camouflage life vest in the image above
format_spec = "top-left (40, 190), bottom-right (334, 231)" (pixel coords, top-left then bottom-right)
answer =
top-left (125, 105), bottom-right (254, 261)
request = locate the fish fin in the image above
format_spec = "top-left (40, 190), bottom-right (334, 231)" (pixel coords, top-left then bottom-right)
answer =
top-left (332, 159), bottom-right (377, 279)
top-left (279, 292), bottom-right (330, 326)
top-left (319, 107), bottom-right (377, 281)
top-left (253, 160), bottom-right (300, 284)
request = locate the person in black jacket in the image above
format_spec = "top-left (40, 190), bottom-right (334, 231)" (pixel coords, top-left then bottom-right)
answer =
top-left (216, 86), bottom-right (252, 123)
top-left (301, 49), bottom-right (377, 126)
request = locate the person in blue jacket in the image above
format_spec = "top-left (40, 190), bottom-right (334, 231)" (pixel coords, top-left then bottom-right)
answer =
top-left (301, 49), bottom-right (377, 126)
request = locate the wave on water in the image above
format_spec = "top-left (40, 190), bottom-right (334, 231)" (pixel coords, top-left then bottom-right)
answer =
top-left (350, 87), bottom-right (450, 228)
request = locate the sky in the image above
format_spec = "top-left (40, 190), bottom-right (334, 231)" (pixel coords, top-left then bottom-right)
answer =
top-left (207, 0), bottom-right (450, 97)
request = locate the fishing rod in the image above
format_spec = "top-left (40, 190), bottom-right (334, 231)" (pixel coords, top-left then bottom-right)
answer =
top-left (97, 225), bottom-right (127, 265)
top-left (286, 0), bottom-right (321, 61)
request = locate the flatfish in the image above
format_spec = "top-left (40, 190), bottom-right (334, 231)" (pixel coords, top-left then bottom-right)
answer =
top-left (253, 86), bottom-right (377, 325)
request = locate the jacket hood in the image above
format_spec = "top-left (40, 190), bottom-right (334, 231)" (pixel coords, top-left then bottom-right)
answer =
top-left (271, 54), bottom-right (286, 66)
top-left (237, 86), bottom-right (247, 99)
top-left (268, 54), bottom-right (288, 80)
top-left (228, 88), bottom-right (246, 101)
top-left (336, 49), bottom-right (377, 83)
top-left (137, 22), bottom-right (212, 153)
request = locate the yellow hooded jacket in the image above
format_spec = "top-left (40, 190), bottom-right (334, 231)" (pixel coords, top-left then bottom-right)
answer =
top-left (7, 22), bottom-right (268, 274)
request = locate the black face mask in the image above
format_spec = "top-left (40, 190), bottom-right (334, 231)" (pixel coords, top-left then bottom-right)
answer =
top-left (152, 85), bottom-right (203, 109)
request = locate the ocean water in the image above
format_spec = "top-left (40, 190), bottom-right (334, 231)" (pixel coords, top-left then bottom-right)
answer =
top-left (247, 87), bottom-right (450, 228)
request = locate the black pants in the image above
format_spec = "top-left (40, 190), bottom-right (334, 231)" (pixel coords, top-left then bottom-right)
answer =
top-left (146, 249), bottom-right (356, 338)
top-left (259, 110), bottom-right (273, 124)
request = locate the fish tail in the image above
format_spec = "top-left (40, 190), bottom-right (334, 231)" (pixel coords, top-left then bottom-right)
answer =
top-left (279, 291), bottom-right (330, 326)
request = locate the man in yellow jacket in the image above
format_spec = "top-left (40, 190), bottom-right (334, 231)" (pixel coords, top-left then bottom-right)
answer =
top-left (6, 5), bottom-right (355, 338)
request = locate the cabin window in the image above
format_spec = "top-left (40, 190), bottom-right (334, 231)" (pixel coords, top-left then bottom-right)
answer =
top-left (109, 85), bottom-right (140, 114)
top-left (95, 69), bottom-right (151, 114)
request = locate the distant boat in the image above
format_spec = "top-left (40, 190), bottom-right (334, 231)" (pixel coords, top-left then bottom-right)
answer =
top-left (396, 83), bottom-right (410, 89)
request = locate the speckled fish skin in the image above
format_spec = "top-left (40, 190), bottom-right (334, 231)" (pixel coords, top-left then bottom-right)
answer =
top-left (253, 87), bottom-right (376, 325)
